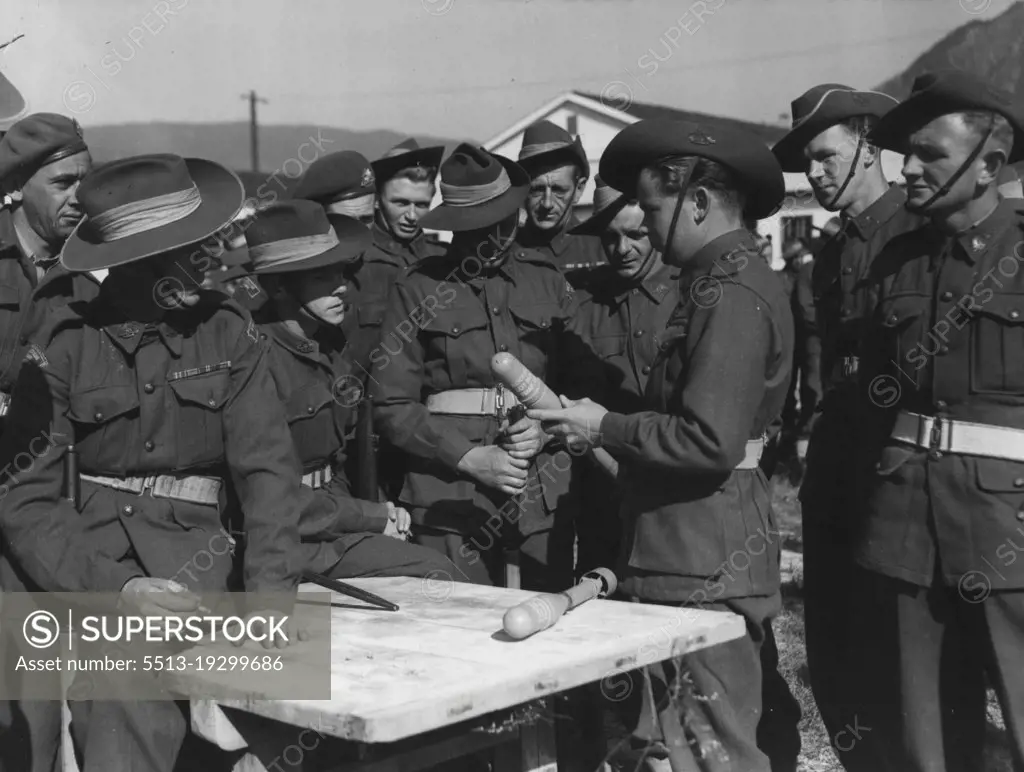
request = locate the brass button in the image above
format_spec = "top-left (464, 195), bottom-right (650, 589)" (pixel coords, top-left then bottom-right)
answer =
top-left (499, 344), bottom-right (508, 352)
top-left (641, 365), bottom-right (651, 375)
top-left (1018, 511), bottom-right (1024, 522)
top-left (207, 398), bottom-right (217, 407)
top-left (971, 236), bottom-right (986, 252)
top-left (307, 406), bottom-right (315, 414)
top-left (93, 411), bottom-right (103, 421)
top-left (122, 505), bottom-right (134, 516)
top-left (1011, 310), bottom-right (1021, 320)
top-left (929, 450), bottom-right (942, 461)
top-left (451, 325), bottom-right (461, 334)
top-left (144, 383), bottom-right (155, 394)
top-left (842, 267), bottom-right (852, 275)
top-left (938, 346), bottom-right (949, 356)
top-left (144, 441), bottom-right (155, 452)
top-left (634, 330), bottom-right (644, 338)
top-left (517, 251), bottom-right (525, 258)
top-left (888, 314), bottom-right (898, 324)
top-left (540, 320), bottom-right (549, 328)
top-left (260, 333), bottom-right (268, 341)
top-left (841, 308), bottom-right (851, 318)
top-left (940, 291), bottom-right (954, 302)
top-left (1014, 478), bottom-right (1024, 488)
top-left (492, 306), bottom-right (500, 315)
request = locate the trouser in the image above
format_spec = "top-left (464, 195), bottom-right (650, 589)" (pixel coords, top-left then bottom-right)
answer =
top-left (67, 700), bottom-right (230, 772)
top-left (602, 594), bottom-right (779, 772)
top-left (802, 520), bottom-right (892, 772)
top-left (863, 571), bottom-right (1019, 772)
top-left (757, 619), bottom-right (801, 772)
top-left (574, 465), bottom-right (621, 580)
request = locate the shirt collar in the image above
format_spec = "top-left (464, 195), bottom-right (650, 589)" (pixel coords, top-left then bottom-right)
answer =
top-left (679, 229), bottom-right (757, 287)
top-left (263, 319), bottom-right (322, 362)
top-left (952, 198), bottom-right (1017, 265)
top-left (371, 222), bottom-right (424, 266)
top-left (845, 185), bottom-right (907, 241)
top-left (609, 258), bottom-right (677, 303)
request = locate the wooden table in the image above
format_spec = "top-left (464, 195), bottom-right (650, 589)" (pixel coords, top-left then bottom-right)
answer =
top-left (179, 578), bottom-right (745, 772)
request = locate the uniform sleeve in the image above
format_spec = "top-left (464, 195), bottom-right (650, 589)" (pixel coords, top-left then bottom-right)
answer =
top-left (794, 263), bottom-right (822, 435)
top-left (599, 286), bottom-right (774, 473)
top-left (297, 477), bottom-right (388, 538)
top-left (0, 338), bottom-right (146, 593)
top-left (371, 280), bottom-right (474, 470)
top-left (222, 322), bottom-right (304, 598)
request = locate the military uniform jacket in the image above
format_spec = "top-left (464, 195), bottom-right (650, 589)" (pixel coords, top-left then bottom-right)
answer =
top-left (343, 224), bottom-right (446, 381)
top-left (0, 281), bottom-right (304, 597)
top-left (599, 230), bottom-right (795, 602)
top-left (857, 198), bottom-right (1024, 589)
top-left (371, 246), bottom-right (594, 537)
top-left (801, 186), bottom-right (922, 518)
top-left (566, 260), bottom-right (679, 413)
top-left (259, 319), bottom-right (389, 535)
top-left (514, 222), bottom-right (605, 287)
top-left (0, 211), bottom-right (100, 402)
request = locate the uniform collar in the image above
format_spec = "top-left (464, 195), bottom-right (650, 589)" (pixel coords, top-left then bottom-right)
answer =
top-left (951, 197), bottom-right (1017, 265)
top-left (516, 219), bottom-right (580, 256)
top-left (262, 319), bottom-right (323, 362)
top-left (844, 185), bottom-right (907, 241)
top-left (608, 258), bottom-right (677, 303)
top-left (679, 229), bottom-right (757, 287)
top-left (371, 222), bottom-right (428, 266)
top-left (102, 319), bottom-right (183, 357)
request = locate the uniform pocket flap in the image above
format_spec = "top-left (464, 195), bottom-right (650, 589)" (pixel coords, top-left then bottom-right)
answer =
top-left (973, 293), bottom-right (1024, 324)
top-left (592, 334), bottom-right (627, 358)
top-left (422, 306), bottom-right (489, 337)
top-left (975, 457), bottom-right (1024, 492)
top-left (0, 284), bottom-right (20, 307)
top-left (509, 303), bottom-right (556, 330)
top-left (167, 372), bottom-right (231, 410)
top-left (68, 386), bottom-right (139, 424)
top-left (357, 302), bottom-right (387, 328)
top-left (880, 295), bottom-right (928, 328)
top-left (285, 383), bottom-right (335, 422)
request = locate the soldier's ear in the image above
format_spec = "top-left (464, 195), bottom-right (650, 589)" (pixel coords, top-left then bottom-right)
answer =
top-left (979, 151), bottom-right (1007, 189)
top-left (572, 175), bottom-right (587, 205)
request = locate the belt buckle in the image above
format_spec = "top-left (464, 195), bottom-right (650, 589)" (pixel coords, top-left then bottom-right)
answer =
top-left (495, 385), bottom-right (506, 420)
top-left (928, 416), bottom-right (943, 451)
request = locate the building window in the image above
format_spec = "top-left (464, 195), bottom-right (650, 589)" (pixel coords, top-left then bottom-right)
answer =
top-left (782, 216), bottom-right (813, 244)
top-left (567, 114), bottom-right (578, 137)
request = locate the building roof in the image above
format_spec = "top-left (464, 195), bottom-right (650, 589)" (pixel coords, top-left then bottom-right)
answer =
top-left (571, 91), bottom-right (787, 145)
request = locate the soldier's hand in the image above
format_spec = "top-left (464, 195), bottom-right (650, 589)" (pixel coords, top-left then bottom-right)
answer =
top-left (498, 416), bottom-right (549, 460)
top-left (383, 502), bottom-right (411, 540)
top-left (233, 610), bottom-right (310, 650)
top-left (457, 446), bottom-right (529, 496)
top-left (119, 577), bottom-right (202, 620)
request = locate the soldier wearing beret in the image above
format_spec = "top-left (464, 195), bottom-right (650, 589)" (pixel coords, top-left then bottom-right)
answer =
top-left (242, 200), bottom-right (457, 579)
top-left (0, 153), bottom-right (311, 771)
top-left (855, 71), bottom-right (1024, 770)
top-left (531, 119), bottom-right (795, 772)
top-left (772, 83), bottom-right (924, 771)
top-left (0, 112), bottom-right (97, 772)
top-left (562, 174), bottom-right (678, 578)
top-left (514, 120), bottom-right (605, 289)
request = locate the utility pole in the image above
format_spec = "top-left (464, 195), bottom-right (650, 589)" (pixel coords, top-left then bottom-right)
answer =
top-left (240, 90), bottom-right (268, 172)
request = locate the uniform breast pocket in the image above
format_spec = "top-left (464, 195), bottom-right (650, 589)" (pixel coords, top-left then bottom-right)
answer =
top-left (592, 333), bottom-right (627, 359)
top-left (509, 302), bottom-right (558, 374)
top-left (878, 294), bottom-right (929, 388)
top-left (970, 292), bottom-right (1024, 395)
top-left (167, 372), bottom-right (231, 464)
top-left (284, 383), bottom-right (337, 467)
top-left (421, 306), bottom-right (490, 385)
top-left (67, 386), bottom-right (140, 458)
top-left (357, 301), bottom-right (387, 332)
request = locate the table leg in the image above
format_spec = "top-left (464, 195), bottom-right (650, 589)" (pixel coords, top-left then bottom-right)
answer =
top-left (493, 698), bottom-right (557, 772)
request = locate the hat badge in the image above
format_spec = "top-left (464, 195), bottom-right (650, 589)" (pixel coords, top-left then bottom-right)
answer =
top-left (361, 167), bottom-right (375, 188)
top-left (687, 130), bottom-right (716, 146)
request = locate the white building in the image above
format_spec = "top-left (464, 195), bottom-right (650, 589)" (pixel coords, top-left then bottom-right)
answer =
top-left (483, 91), bottom-right (905, 268)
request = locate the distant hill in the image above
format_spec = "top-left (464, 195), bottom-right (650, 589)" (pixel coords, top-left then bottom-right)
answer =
top-left (80, 122), bottom-right (466, 184)
top-left (875, 1), bottom-right (1024, 97)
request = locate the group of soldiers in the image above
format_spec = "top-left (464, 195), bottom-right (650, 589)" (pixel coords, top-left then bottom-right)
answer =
top-left (0, 62), bottom-right (1022, 772)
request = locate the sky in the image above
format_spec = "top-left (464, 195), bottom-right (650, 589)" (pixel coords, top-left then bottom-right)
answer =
top-left (2, 0), bottom-right (1017, 143)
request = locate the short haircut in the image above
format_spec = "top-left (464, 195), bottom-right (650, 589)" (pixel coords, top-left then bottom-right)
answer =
top-left (652, 156), bottom-right (746, 217)
top-left (958, 111), bottom-right (1014, 158)
top-left (389, 166), bottom-right (437, 185)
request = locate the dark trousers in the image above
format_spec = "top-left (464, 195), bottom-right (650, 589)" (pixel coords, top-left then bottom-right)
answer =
top-left (316, 532), bottom-right (461, 580)
top-left (758, 619), bottom-right (801, 772)
top-left (602, 594), bottom-right (780, 772)
top-left (0, 699), bottom-right (61, 772)
top-left (803, 520), bottom-right (893, 771)
top-left (864, 571), bottom-right (1020, 772)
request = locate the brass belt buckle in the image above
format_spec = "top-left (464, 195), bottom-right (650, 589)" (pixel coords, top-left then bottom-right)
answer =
top-left (929, 416), bottom-right (943, 451)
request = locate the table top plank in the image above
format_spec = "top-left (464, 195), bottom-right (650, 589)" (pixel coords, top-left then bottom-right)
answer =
top-left (183, 578), bottom-right (745, 744)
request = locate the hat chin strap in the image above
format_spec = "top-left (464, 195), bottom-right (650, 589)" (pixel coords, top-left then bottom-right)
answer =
top-left (912, 115), bottom-right (995, 214)
top-left (827, 134), bottom-right (864, 209)
top-left (661, 161), bottom-right (697, 268)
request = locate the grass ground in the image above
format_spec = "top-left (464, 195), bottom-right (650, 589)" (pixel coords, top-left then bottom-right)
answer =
top-left (770, 475), bottom-right (1015, 772)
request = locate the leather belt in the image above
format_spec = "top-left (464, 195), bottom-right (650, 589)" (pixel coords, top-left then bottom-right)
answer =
top-left (80, 473), bottom-right (222, 506)
top-left (0, 392), bottom-right (9, 418)
top-left (425, 387), bottom-right (521, 417)
top-left (301, 464), bottom-right (333, 490)
top-left (736, 438), bottom-right (766, 470)
top-left (892, 411), bottom-right (1024, 463)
